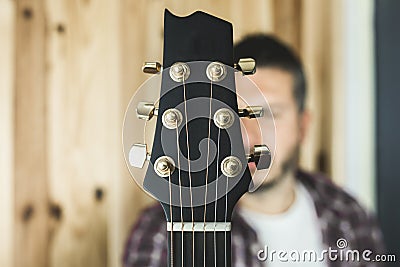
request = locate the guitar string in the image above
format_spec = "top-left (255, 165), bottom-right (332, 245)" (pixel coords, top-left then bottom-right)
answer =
top-left (168, 171), bottom-right (174, 267)
top-left (214, 128), bottom-right (221, 267)
top-left (224, 156), bottom-right (229, 267)
top-left (182, 75), bottom-right (195, 267)
top-left (203, 76), bottom-right (213, 267)
top-left (175, 126), bottom-right (184, 267)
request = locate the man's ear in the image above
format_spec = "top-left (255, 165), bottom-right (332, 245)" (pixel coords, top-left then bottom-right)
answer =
top-left (299, 109), bottom-right (311, 143)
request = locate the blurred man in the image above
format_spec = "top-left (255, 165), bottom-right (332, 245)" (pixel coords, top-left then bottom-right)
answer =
top-left (123, 34), bottom-right (385, 267)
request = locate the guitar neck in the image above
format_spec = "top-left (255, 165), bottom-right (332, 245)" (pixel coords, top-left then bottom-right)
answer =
top-left (168, 231), bottom-right (231, 267)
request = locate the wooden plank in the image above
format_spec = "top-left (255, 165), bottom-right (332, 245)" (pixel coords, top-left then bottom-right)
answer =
top-left (109, 1), bottom-right (154, 266)
top-left (228, 0), bottom-right (274, 41)
top-left (273, 0), bottom-right (302, 53)
top-left (164, 0), bottom-right (274, 41)
top-left (298, 0), bottom-right (328, 173)
top-left (328, 0), bottom-right (346, 186)
top-left (44, 1), bottom-right (121, 267)
top-left (0, 1), bottom-right (15, 267)
top-left (14, 1), bottom-right (49, 267)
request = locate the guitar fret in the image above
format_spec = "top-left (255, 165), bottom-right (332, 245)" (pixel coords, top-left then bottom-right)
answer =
top-left (167, 222), bottom-right (231, 232)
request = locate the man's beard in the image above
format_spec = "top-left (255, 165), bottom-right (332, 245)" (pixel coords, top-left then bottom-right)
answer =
top-left (253, 145), bottom-right (300, 194)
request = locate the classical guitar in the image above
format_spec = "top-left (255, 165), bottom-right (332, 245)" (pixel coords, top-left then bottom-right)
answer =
top-left (123, 9), bottom-right (274, 267)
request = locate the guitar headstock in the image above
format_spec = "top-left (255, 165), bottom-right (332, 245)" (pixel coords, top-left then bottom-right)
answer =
top-left (123, 10), bottom-right (275, 224)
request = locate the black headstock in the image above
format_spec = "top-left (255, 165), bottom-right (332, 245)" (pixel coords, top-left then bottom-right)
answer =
top-left (142, 10), bottom-right (252, 223)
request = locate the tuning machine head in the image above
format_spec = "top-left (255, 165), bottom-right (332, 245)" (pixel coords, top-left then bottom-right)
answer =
top-left (238, 106), bottom-right (264, 118)
top-left (234, 58), bottom-right (256, 75)
top-left (247, 144), bottom-right (271, 170)
top-left (129, 143), bottom-right (151, 168)
top-left (136, 102), bottom-right (158, 121)
top-left (142, 62), bottom-right (162, 74)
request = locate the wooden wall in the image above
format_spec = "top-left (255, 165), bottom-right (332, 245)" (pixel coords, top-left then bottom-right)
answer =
top-left (0, 1), bottom-right (341, 267)
top-left (0, 1), bottom-right (15, 267)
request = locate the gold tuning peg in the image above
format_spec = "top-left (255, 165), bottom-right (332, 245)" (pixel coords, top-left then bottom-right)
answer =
top-left (129, 143), bottom-right (151, 168)
top-left (247, 145), bottom-right (271, 170)
top-left (142, 62), bottom-right (162, 74)
top-left (238, 106), bottom-right (264, 118)
top-left (234, 58), bottom-right (256, 75)
top-left (136, 102), bottom-right (158, 121)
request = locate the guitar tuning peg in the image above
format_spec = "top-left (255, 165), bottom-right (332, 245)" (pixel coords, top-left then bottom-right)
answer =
top-left (129, 143), bottom-right (151, 168)
top-left (142, 62), bottom-right (162, 74)
top-left (234, 58), bottom-right (256, 75)
top-left (238, 106), bottom-right (264, 118)
top-left (247, 145), bottom-right (271, 170)
top-left (136, 102), bottom-right (159, 120)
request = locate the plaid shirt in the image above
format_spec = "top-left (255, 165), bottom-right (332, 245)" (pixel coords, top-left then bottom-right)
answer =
top-left (123, 170), bottom-right (386, 267)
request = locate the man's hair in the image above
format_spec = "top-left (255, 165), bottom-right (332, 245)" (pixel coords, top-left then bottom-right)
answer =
top-left (234, 34), bottom-right (307, 112)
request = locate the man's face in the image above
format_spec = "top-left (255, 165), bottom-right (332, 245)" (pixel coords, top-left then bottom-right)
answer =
top-left (241, 67), bottom-right (307, 184)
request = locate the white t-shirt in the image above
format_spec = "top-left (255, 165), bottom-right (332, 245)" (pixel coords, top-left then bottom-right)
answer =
top-left (239, 182), bottom-right (328, 267)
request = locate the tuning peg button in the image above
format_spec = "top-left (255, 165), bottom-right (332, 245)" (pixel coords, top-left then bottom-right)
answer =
top-left (238, 106), bottom-right (264, 118)
top-left (142, 62), bottom-right (162, 74)
top-left (247, 145), bottom-right (271, 170)
top-left (234, 58), bottom-right (256, 75)
top-left (129, 143), bottom-right (151, 168)
top-left (136, 102), bottom-right (158, 121)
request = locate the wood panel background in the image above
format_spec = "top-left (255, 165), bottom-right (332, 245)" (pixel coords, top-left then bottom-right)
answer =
top-left (0, 1), bottom-right (15, 267)
top-left (0, 0), bottom-right (347, 266)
